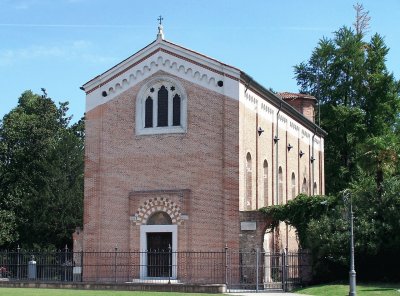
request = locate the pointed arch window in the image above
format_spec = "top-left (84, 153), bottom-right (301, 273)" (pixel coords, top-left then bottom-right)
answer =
top-left (278, 166), bottom-right (283, 205)
top-left (302, 177), bottom-right (308, 194)
top-left (291, 172), bottom-right (296, 200)
top-left (263, 160), bottom-right (268, 206)
top-left (246, 153), bottom-right (252, 210)
top-left (136, 75), bottom-right (187, 135)
top-left (157, 86), bottom-right (168, 127)
top-left (145, 97), bottom-right (153, 128)
top-left (173, 94), bottom-right (181, 126)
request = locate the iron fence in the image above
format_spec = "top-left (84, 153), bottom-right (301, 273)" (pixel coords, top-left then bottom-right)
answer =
top-left (0, 248), bottom-right (311, 292)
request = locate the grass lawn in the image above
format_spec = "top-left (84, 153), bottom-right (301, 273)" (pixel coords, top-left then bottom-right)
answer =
top-left (295, 283), bottom-right (400, 296)
top-left (0, 288), bottom-right (220, 296)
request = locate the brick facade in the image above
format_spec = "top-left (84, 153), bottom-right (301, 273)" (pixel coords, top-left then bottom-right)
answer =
top-left (80, 34), bottom-right (325, 280)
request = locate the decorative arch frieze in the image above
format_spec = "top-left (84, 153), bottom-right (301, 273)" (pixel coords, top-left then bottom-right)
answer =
top-left (132, 197), bottom-right (183, 226)
top-left (88, 49), bottom-right (233, 98)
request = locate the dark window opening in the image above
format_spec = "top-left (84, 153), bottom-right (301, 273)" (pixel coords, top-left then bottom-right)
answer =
top-left (145, 96), bottom-right (153, 128)
top-left (172, 94), bottom-right (181, 126)
top-left (157, 86), bottom-right (168, 127)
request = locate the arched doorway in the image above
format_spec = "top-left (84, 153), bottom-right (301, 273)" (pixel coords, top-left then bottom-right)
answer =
top-left (140, 211), bottom-right (177, 279)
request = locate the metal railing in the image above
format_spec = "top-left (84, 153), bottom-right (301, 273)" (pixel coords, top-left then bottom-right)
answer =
top-left (0, 248), bottom-right (310, 292)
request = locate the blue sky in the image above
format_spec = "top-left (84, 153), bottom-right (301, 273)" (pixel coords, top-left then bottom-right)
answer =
top-left (1, 0), bottom-right (399, 123)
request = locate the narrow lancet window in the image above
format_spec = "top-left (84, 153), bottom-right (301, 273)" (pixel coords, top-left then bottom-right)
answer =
top-left (246, 153), bottom-right (252, 210)
top-left (278, 166), bottom-right (283, 204)
top-left (145, 96), bottom-right (153, 128)
top-left (263, 160), bottom-right (268, 206)
top-left (302, 178), bottom-right (308, 194)
top-left (291, 172), bottom-right (296, 200)
top-left (157, 85), bottom-right (168, 127)
top-left (173, 94), bottom-right (181, 126)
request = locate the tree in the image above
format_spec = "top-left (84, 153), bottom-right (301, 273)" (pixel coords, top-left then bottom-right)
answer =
top-left (0, 90), bottom-right (84, 249)
top-left (353, 3), bottom-right (371, 36)
top-left (263, 4), bottom-right (400, 282)
top-left (294, 11), bottom-right (400, 194)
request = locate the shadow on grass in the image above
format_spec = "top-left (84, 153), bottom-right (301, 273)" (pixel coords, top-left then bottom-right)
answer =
top-left (359, 288), bottom-right (394, 291)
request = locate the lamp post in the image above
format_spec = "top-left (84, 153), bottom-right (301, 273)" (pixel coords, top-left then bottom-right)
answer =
top-left (343, 189), bottom-right (356, 296)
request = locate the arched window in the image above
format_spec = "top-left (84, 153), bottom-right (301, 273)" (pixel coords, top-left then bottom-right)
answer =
top-left (136, 75), bottom-right (187, 135)
top-left (157, 85), bottom-right (168, 127)
top-left (291, 172), bottom-right (296, 200)
top-left (173, 94), bottom-right (181, 126)
top-left (145, 96), bottom-right (153, 128)
top-left (246, 153), bottom-right (252, 210)
top-left (302, 177), bottom-right (308, 194)
top-left (263, 160), bottom-right (268, 206)
top-left (278, 166), bottom-right (283, 204)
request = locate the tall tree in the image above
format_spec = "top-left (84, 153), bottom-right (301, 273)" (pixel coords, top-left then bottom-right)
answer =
top-left (294, 6), bottom-right (400, 194)
top-left (0, 91), bottom-right (84, 249)
top-left (265, 3), bottom-right (400, 281)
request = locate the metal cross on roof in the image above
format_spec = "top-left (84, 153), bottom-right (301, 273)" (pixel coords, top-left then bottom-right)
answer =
top-left (157, 15), bottom-right (163, 26)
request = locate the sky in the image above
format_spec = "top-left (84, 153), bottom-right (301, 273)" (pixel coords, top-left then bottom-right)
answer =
top-left (1, 0), bottom-right (399, 123)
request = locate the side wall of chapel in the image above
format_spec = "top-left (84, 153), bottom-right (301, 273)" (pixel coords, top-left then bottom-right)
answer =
top-left (238, 83), bottom-right (325, 251)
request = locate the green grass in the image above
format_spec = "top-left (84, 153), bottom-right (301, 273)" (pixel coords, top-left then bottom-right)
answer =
top-left (0, 288), bottom-right (220, 296)
top-left (295, 283), bottom-right (400, 296)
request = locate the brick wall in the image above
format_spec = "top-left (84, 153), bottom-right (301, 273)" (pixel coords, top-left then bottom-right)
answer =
top-left (83, 71), bottom-right (240, 253)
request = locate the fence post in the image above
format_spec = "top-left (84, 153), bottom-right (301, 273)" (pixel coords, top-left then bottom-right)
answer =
top-left (80, 250), bottom-right (83, 282)
top-left (281, 250), bottom-right (286, 291)
top-left (282, 249), bottom-right (289, 292)
top-left (168, 244), bottom-right (171, 284)
top-left (285, 249), bottom-right (289, 291)
top-left (256, 248), bottom-right (259, 292)
top-left (64, 245), bottom-right (68, 281)
top-left (114, 246), bottom-right (118, 283)
top-left (17, 245), bottom-right (20, 280)
top-left (224, 245), bottom-right (228, 291)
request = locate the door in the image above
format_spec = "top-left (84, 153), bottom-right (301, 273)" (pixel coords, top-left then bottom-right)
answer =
top-left (147, 232), bottom-right (172, 277)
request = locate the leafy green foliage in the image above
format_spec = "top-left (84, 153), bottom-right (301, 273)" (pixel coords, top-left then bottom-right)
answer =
top-left (0, 91), bottom-right (84, 249)
top-left (260, 194), bottom-right (335, 248)
top-left (266, 11), bottom-right (400, 281)
top-left (262, 178), bottom-right (400, 281)
top-left (294, 26), bottom-right (400, 195)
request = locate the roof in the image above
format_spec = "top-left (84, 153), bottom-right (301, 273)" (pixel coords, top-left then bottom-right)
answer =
top-left (81, 37), bottom-right (240, 94)
top-left (278, 92), bottom-right (316, 101)
top-left (81, 33), bottom-right (326, 137)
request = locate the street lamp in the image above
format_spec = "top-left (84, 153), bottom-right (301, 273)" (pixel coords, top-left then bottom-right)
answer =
top-left (342, 189), bottom-right (356, 296)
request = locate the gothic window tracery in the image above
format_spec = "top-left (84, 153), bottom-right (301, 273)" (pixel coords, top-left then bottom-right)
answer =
top-left (136, 76), bottom-right (187, 135)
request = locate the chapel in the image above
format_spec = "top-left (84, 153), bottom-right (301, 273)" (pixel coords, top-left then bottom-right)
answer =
top-left (78, 23), bottom-right (326, 281)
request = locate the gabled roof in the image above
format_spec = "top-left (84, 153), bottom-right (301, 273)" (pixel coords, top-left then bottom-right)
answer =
top-left (81, 36), bottom-right (240, 95)
top-left (81, 32), bottom-right (326, 137)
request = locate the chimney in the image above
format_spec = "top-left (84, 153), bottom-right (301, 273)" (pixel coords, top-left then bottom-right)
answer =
top-left (278, 92), bottom-right (316, 123)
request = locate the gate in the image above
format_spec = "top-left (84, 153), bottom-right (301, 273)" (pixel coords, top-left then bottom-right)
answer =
top-left (226, 249), bottom-right (310, 292)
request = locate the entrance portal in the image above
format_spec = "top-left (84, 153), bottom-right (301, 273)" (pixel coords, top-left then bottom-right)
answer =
top-left (139, 212), bottom-right (177, 279)
top-left (146, 232), bottom-right (172, 277)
